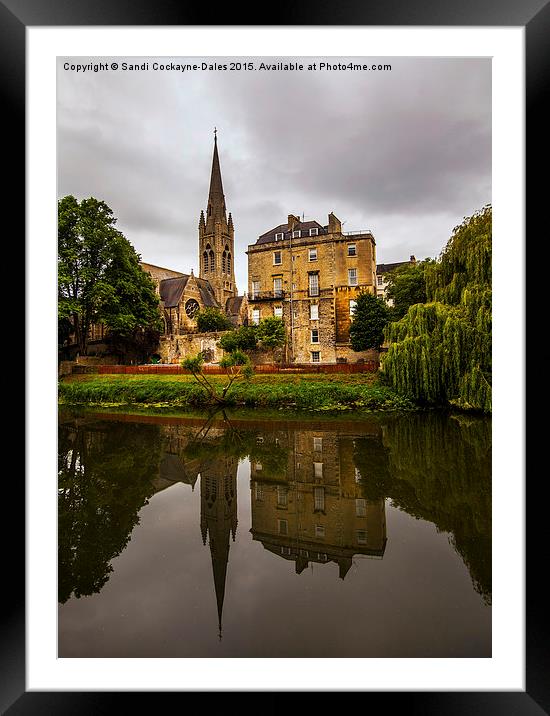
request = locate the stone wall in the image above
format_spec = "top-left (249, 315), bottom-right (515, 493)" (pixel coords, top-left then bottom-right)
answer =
top-left (335, 344), bottom-right (379, 364)
top-left (76, 355), bottom-right (119, 365)
top-left (159, 331), bottom-right (229, 364)
top-left (247, 346), bottom-right (285, 365)
top-left (159, 331), bottom-right (295, 366)
top-left (59, 361), bottom-right (75, 377)
top-left (158, 330), bottom-right (377, 366)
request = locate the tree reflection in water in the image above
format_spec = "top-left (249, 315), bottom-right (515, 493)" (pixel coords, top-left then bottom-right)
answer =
top-left (58, 409), bottom-right (491, 609)
top-left (354, 412), bottom-right (491, 603)
top-left (58, 417), bottom-right (162, 603)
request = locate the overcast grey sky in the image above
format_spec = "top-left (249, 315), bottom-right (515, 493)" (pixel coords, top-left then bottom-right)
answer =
top-left (57, 57), bottom-right (491, 294)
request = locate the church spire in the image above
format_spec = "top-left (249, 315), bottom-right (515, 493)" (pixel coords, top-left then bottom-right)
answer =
top-left (205, 129), bottom-right (226, 231)
top-left (198, 131), bottom-right (237, 304)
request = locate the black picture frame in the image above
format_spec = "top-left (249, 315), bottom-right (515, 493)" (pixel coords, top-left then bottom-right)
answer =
top-left (6, 0), bottom-right (546, 710)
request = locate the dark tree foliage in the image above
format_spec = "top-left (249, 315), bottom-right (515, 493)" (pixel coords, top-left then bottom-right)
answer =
top-left (105, 326), bottom-right (161, 365)
top-left (58, 195), bottom-right (161, 357)
top-left (218, 325), bottom-right (259, 352)
top-left (195, 307), bottom-right (232, 333)
top-left (385, 259), bottom-right (435, 320)
top-left (349, 291), bottom-right (390, 351)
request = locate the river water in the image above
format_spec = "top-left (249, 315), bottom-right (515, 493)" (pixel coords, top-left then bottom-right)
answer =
top-left (58, 408), bottom-right (491, 657)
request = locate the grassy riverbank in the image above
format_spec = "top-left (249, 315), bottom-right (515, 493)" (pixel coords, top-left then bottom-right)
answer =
top-left (59, 372), bottom-right (415, 412)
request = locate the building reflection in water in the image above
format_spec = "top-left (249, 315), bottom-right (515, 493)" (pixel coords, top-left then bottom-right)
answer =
top-left (250, 430), bottom-right (386, 578)
top-left (156, 420), bottom-right (239, 638)
top-left (58, 410), bottom-right (491, 641)
top-left (162, 420), bottom-right (387, 636)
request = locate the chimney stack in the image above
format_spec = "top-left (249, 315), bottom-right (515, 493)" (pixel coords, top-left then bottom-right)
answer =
top-left (288, 214), bottom-right (300, 233)
top-left (328, 212), bottom-right (342, 234)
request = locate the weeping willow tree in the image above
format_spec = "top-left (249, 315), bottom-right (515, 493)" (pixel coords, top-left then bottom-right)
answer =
top-left (383, 205), bottom-right (491, 412)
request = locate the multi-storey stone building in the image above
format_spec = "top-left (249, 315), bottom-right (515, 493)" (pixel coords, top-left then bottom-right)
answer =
top-left (247, 213), bottom-right (378, 363)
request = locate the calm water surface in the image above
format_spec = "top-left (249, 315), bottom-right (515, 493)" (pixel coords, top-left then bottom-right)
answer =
top-left (58, 409), bottom-right (491, 657)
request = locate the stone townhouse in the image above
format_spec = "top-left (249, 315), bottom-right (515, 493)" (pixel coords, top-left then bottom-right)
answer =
top-left (246, 212), bottom-right (378, 363)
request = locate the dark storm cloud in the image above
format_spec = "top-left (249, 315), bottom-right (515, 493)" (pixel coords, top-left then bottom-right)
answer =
top-left (57, 57), bottom-right (491, 291)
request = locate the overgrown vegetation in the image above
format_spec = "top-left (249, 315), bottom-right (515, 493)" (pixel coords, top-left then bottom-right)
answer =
top-left (59, 373), bottom-right (414, 412)
top-left (218, 325), bottom-right (258, 352)
top-left (383, 206), bottom-right (492, 413)
top-left (217, 317), bottom-right (286, 357)
top-left (255, 316), bottom-right (286, 351)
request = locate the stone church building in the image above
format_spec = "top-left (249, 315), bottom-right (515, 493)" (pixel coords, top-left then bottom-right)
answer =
top-left (141, 134), bottom-right (248, 362)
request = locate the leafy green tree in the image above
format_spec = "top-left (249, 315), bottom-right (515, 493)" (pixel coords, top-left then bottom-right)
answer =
top-left (182, 350), bottom-right (254, 404)
top-left (385, 259), bottom-right (434, 320)
top-left (349, 291), bottom-right (390, 351)
top-left (218, 325), bottom-right (258, 353)
top-left (195, 307), bottom-right (232, 333)
top-left (383, 206), bottom-right (491, 412)
top-left (256, 316), bottom-right (286, 348)
top-left (58, 195), bottom-right (161, 357)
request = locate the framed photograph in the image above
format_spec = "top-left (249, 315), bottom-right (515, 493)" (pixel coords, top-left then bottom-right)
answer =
top-left (6, 0), bottom-right (544, 709)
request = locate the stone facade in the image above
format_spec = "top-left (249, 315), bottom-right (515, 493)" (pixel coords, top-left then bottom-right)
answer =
top-left (158, 330), bottom-right (229, 364)
top-left (247, 212), bottom-right (378, 364)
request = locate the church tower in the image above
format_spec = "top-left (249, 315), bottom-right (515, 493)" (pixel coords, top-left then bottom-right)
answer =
top-left (199, 131), bottom-right (237, 307)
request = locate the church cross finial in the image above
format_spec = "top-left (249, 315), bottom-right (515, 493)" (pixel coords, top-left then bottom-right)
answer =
top-left (214, 126), bottom-right (217, 141)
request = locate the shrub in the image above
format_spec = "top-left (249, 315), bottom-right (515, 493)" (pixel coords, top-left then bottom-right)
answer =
top-left (195, 307), bottom-right (231, 333)
top-left (218, 325), bottom-right (258, 352)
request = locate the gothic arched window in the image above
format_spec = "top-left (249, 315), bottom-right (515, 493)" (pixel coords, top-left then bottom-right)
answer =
top-left (227, 253), bottom-right (231, 274)
top-left (203, 251), bottom-right (209, 273)
top-left (222, 251), bottom-right (227, 273)
top-left (209, 250), bottom-right (215, 272)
